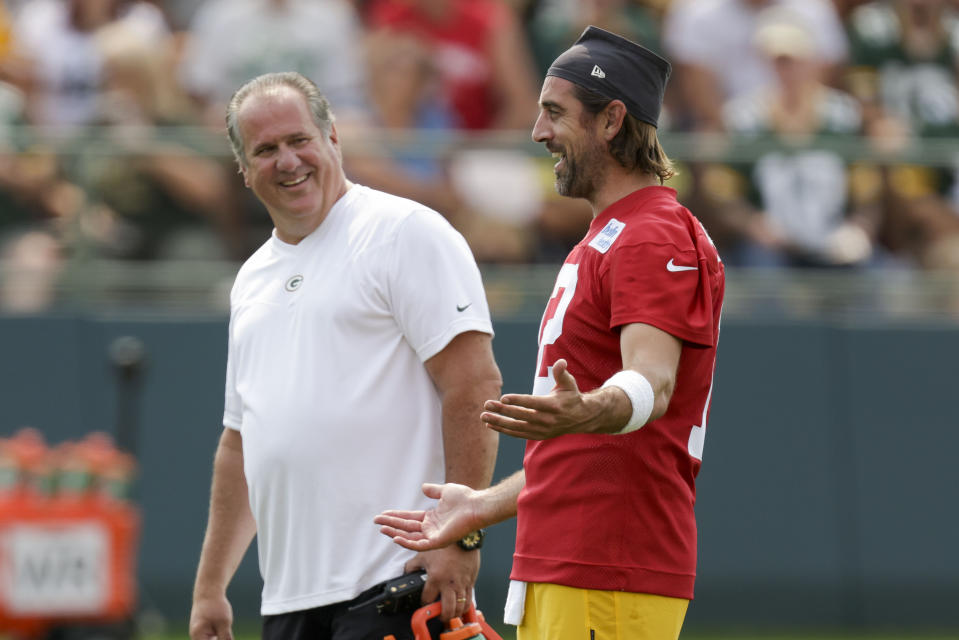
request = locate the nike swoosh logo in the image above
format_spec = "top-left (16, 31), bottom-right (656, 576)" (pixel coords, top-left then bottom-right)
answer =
top-left (456, 303), bottom-right (472, 312)
top-left (666, 259), bottom-right (698, 272)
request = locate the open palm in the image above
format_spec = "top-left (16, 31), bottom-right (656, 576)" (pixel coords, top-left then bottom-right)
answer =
top-left (375, 483), bottom-right (481, 551)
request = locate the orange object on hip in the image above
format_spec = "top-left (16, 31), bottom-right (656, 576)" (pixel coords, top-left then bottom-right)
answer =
top-left (384, 601), bottom-right (503, 640)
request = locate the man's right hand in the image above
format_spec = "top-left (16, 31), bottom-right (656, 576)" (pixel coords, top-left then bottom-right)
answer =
top-left (374, 482), bottom-right (481, 551)
top-left (189, 594), bottom-right (234, 640)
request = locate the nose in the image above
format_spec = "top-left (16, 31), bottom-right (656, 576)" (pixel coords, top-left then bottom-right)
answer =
top-left (275, 144), bottom-right (300, 172)
top-left (531, 111), bottom-right (551, 144)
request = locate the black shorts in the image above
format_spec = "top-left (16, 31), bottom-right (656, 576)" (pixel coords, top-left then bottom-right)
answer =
top-left (261, 580), bottom-right (444, 640)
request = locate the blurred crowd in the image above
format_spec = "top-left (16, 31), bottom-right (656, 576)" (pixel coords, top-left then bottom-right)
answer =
top-left (2, 0), bottom-right (959, 312)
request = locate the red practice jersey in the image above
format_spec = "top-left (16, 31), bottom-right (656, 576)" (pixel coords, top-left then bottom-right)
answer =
top-left (512, 186), bottom-right (725, 599)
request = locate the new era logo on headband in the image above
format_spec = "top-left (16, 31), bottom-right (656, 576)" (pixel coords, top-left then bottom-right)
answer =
top-left (546, 26), bottom-right (670, 128)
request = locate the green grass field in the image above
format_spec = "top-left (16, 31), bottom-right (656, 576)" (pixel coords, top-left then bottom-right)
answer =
top-left (147, 630), bottom-right (958, 640)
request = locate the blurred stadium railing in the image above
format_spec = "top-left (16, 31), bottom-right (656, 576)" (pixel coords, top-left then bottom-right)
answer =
top-left (2, 125), bottom-right (959, 322)
top-left (2, 260), bottom-right (959, 324)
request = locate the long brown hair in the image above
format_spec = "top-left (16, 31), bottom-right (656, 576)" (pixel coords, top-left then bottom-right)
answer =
top-left (572, 84), bottom-right (675, 183)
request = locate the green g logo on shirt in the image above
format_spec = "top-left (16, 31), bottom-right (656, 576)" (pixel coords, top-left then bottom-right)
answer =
top-left (285, 275), bottom-right (304, 292)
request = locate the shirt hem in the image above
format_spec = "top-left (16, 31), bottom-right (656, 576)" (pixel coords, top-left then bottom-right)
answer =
top-left (416, 318), bottom-right (494, 362)
top-left (260, 584), bottom-right (366, 616)
top-left (610, 314), bottom-right (714, 349)
top-left (510, 556), bottom-right (696, 600)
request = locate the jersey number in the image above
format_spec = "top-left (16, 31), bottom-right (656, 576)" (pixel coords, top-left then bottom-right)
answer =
top-left (532, 263), bottom-right (578, 395)
top-left (688, 308), bottom-right (722, 461)
top-left (532, 262), bottom-right (716, 463)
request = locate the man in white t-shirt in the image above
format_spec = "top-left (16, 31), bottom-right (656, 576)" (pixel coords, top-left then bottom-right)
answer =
top-left (188, 71), bottom-right (502, 640)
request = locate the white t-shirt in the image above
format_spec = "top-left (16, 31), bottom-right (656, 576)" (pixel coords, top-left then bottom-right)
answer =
top-left (223, 185), bottom-right (493, 615)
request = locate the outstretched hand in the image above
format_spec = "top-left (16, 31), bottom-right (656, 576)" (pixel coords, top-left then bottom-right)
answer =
top-left (374, 483), bottom-right (481, 551)
top-left (481, 359), bottom-right (601, 440)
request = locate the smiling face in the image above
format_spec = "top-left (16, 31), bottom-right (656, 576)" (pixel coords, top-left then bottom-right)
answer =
top-left (237, 86), bottom-right (348, 244)
top-left (531, 76), bottom-right (608, 201)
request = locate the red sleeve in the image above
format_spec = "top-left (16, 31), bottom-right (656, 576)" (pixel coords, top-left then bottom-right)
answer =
top-left (607, 241), bottom-right (717, 347)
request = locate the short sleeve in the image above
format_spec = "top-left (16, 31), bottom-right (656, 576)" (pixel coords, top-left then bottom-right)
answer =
top-left (607, 241), bottom-right (717, 348)
top-left (388, 210), bottom-right (493, 361)
top-left (222, 309), bottom-right (242, 430)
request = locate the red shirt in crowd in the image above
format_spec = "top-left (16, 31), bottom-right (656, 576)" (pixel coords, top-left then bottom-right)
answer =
top-left (366, 0), bottom-right (511, 130)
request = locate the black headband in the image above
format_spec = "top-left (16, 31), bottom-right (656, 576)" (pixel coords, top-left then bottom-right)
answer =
top-left (546, 26), bottom-right (671, 128)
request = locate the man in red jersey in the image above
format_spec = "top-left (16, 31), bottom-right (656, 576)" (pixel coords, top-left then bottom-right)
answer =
top-left (376, 26), bottom-right (725, 640)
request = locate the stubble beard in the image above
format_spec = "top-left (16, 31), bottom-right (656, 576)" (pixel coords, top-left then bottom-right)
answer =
top-left (554, 138), bottom-right (605, 200)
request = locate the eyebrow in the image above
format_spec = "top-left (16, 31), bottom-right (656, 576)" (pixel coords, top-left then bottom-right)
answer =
top-left (251, 131), bottom-right (310, 155)
top-left (540, 100), bottom-right (564, 112)
top-left (251, 142), bottom-right (275, 155)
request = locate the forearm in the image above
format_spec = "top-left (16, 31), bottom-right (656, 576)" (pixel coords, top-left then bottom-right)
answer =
top-left (472, 469), bottom-right (523, 528)
top-left (441, 381), bottom-right (501, 489)
top-left (579, 385), bottom-right (641, 435)
top-left (581, 375), bottom-right (675, 435)
top-left (193, 429), bottom-right (257, 601)
top-left (584, 323), bottom-right (683, 435)
top-left (429, 332), bottom-right (503, 490)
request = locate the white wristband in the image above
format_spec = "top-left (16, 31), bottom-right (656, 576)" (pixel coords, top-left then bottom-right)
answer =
top-left (601, 370), bottom-right (654, 434)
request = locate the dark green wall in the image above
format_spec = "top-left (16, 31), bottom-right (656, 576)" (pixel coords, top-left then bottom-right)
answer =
top-left (1, 314), bottom-right (957, 632)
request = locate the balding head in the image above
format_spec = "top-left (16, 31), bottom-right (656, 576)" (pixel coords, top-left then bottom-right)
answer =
top-left (226, 72), bottom-right (335, 167)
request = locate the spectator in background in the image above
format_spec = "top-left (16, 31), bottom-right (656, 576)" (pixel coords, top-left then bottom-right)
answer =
top-left (12, 0), bottom-right (169, 127)
top-left (77, 21), bottom-right (248, 261)
top-left (364, 0), bottom-right (539, 131)
top-left (0, 15), bottom-right (77, 312)
top-left (525, 0), bottom-right (664, 77)
top-left (178, 0), bottom-right (369, 128)
top-left (704, 9), bottom-right (881, 267)
top-left (360, 0), bottom-right (546, 263)
top-left (346, 30), bottom-right (464, 221)
top-left (0, 113), bottom-right (66, 313)
top-left (2, 0), bottom-right (184, 309)
top-left (846, 0), bottom-right (959, 270)
top-left (0, 0), bottom-right (30, 92)
top-left (833, 0), bottom-right (878, 21)
top-left (847, 0), bottom-right (959, 137)
top-left (662, 0), bottom-right (848, 131)
top-left (364, 32), bottom-right (456, 176)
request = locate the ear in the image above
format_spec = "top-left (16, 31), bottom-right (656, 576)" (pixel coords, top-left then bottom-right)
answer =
top-left (328, 122), bottom-right (345, 161)
top-left (601, 100), bottom-right (628, 142)
top-left (239, 164), bottom-right (251, 188)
